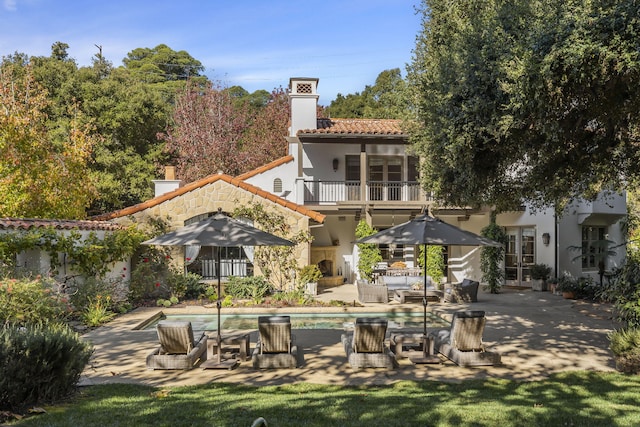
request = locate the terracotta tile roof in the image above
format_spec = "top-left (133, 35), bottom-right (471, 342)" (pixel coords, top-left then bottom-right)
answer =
top-left (236, 155), bottom-right (294, 181)
top-left (0, 218), bottom-right (123, 231)
top-left (91, 172), bottom-right (325, 224)
top-left (298, 118), bottom-right (405, 136)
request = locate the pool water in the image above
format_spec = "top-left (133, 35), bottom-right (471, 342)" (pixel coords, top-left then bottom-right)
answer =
top-left (143, 312), bottom-right (449, 331)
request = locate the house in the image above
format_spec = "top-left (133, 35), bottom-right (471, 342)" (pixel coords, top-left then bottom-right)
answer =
top-left (95, 77), bottom-right (627, 289)
top-left (241, 77), bottom-right (627, 287)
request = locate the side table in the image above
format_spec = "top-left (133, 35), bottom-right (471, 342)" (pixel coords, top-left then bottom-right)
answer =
top-left (390, 333), bottom-right (440, 364)
top-left (207, 332), bottom-right (251, 362)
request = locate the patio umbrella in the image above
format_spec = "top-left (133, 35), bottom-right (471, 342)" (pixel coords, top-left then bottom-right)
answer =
top-left (143, 208), bottom-right (294, 369)
top-left (356, 213), bottom-right (502, 363)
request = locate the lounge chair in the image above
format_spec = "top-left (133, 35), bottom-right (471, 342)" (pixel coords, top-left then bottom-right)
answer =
top-left (341, 317), bottom-right (396, 369)
top-left (146, 320), bottom-right (208, 370)
top-left (252, 316), bottom-right (303, 369)
top-left (428, 310), bottom-right (501, 366)
top-left (444, 279), bottom-right (480, 303)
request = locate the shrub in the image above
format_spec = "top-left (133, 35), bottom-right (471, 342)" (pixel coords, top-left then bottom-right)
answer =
top-left (81, 295), bottom-right (116, 327)
top-left (165, 270), bottom-right (202, 300)
top-left (601, 258), bottom-right (640, 328)
top-left (69, 276), bottom-right (128, 315)
top-left (0, 323), bottom-right (93, 411)
top-left (224, 276), bottom-right (271, 301)
top-left (355, 220), bottom-right (382, 282)
top-left (297, 265), bottom-right (322, 288)
top-left (609, 328), bottom-right (640, 374)
top-left (0, 277), bottom-right (71, 326)
top-left (530, 263), bottom-right (552, 280)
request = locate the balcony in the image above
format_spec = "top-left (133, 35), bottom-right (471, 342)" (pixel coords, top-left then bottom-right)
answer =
top-left (303, 180), bottom-right (430, 204)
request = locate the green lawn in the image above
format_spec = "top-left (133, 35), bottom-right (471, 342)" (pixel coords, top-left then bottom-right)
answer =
top-left (9, 371), bottom-right (640, 427)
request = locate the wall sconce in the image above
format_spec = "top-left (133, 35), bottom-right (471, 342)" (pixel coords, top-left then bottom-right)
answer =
top-left (332, 158), bottom-right (339, 172)
top-left (542, 232), bottom-right (550, 246)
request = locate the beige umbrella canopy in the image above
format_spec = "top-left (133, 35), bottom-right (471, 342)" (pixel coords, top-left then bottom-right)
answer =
top-left (143, 208), bottom-right (294, 368)
top-left (357, 213), bottom-right (502, 363)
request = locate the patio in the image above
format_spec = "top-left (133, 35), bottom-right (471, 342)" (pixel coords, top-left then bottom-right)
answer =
top-left (79, 285), bottom-right (619, 388)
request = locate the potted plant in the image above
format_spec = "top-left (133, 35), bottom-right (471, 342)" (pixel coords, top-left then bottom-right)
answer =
top-left (557, 275), bottom-right (579, 299)
top-left (529, 263), bottom-right (551, 291)
top-left (297, 264), bottom-right (323, 296)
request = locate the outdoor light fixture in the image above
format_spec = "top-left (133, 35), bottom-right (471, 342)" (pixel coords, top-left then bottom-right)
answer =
top-left (542, 232), bottom-right (550, 246)
top-left (332, 158), bottom-right (339, 172)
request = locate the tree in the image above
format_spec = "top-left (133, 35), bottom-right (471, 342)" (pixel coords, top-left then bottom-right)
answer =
top-left (408, 0), bottom-right (640, 211)
top-left (162, 83), bottom-right (289, 182)
top-left (326, 69), bottom-right (408, 119)
top-left (0, 64), bottom-right (95, 218)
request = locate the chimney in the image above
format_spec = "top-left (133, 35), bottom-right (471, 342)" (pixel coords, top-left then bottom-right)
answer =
top-left (288, 77), bottom-right (319, 137)
top-left (152, 166), bottom-right (183, 197)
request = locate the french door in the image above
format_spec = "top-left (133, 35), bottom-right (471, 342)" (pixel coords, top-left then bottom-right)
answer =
top-left (505, 227), bottom-right (536, 286)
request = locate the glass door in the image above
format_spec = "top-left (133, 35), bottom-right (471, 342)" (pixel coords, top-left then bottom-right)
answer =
top-left (505, 227), bottom-right (536, 286)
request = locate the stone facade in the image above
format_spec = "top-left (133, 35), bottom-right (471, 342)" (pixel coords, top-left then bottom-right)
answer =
top-left (110, 179), bottom-right (311, 273)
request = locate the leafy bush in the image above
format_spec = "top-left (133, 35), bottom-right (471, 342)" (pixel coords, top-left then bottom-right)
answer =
top-left (530, 263), bottom-right (552, 280)
top-left (224, 276), bottom-right (271, 301)
top-left (297, 265), bottom-right (322, 287)
top-left (165, 270), bottom-right (202, 300)
top-left (69, 276), bottom-right (128, 315)
top-left (81, 295), bottom-right (116, 327)
top-left (601, 258), bottom-right (640, 328)
top-left (480, 213), bottom-right (507, 293)
top-left (355, 220), bottom-right (382, 282)
top-left (0, 323), bottom-right (93, 411)
top-left (609, 328), bottom-right (640, 374)
top-left (0, 277), bottom-right (71, 326)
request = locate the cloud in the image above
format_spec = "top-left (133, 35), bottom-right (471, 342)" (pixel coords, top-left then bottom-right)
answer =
top-left (4, 0), bottom-right (17, 11)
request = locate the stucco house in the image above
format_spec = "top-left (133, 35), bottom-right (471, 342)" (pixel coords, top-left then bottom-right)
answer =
top-left (240, 77), bottom-right (627, 287)
top-left (92, 77), bottom-right (627, 289)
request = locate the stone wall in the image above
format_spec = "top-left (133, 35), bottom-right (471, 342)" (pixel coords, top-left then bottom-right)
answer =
top-left (111, 179), bottom-right (311, 272)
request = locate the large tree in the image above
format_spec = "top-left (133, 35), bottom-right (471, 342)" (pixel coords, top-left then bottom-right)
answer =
top-left (162, 83), bottom-right (289, 182)
top-left (0, 64), bottom-right (95, 218)
top-left (408, 0), bottom-right (640, 211)
top-left (327, 69), bottom-right (408, 119)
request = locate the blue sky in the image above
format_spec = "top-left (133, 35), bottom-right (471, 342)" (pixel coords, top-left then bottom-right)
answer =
top-left (0, 0), bottom-right (422, 105)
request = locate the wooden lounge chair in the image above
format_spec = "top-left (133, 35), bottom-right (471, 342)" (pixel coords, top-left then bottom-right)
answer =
top-left (428, 310), bottom-right (501, 366)
top-left (146, 320), bottom-right (208, 370)
top-left (341, 317), bottom-right (396, 369)
top-left (252, 316), bottom-right (303, 369)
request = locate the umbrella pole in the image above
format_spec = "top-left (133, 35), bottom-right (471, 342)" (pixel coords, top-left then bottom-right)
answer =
top-left (202, 247), bottom-right (237, 370)
top-left (409, 244), bottom-right (440, 365)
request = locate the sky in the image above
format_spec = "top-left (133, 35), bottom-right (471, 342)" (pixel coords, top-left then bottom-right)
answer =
top-left (0, 0), bottom-right (423, 105)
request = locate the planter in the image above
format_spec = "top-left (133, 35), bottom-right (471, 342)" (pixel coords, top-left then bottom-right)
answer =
top-left (562, 291), bottom-right (576, 299)
top-left (532, 279), bottom-right (547, 292)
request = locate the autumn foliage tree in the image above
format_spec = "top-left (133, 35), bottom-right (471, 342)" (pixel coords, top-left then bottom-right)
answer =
top-left (0, 64), bottom-right (95, 219)
top-left (162, 81), bottom-right (289, 182)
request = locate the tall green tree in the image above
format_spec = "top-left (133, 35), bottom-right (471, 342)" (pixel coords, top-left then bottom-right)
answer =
top-left (327, 69), bottom-right (408, 119)
top-left (0, 64), bottom-right (95, 218)
top-left (408, 0), bottom-right (640, 211)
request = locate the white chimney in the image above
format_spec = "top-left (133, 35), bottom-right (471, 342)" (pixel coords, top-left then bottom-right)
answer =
top-left (288, 77), bottom-right (319, 137)
top-left (152, 166), bottom-right (183, 197)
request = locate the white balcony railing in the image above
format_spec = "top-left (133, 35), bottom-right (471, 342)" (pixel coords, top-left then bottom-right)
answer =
top-left (303, 180), bottom-right (429, 203)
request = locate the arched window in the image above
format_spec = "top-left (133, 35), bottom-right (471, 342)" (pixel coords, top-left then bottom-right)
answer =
top-left (273, 178), bottom-right (283, 193)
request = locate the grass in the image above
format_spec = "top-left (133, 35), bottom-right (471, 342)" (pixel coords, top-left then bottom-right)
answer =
top-left (8, 371), bottom-right (640, 426)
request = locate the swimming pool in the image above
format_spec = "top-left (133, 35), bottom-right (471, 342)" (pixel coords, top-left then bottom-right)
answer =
top-left (142, 312), bottom-right (449, 331)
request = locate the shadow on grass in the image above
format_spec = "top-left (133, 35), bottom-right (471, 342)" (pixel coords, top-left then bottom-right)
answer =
top-left (11, 371), bottom-right (640, 427)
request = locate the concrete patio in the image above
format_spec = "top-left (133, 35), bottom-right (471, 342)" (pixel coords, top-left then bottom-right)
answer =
top-left (79, 284), bottom-right (620, 388)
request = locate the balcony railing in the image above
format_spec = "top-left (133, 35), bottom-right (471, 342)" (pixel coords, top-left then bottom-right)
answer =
top-left (303, 180), bottom-right (429, 203)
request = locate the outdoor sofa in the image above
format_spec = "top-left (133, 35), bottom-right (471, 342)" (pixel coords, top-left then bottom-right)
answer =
top-left (356, 276), bottom-right (432, 303)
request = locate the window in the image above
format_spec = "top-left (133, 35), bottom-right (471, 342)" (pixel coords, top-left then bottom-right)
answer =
top-left (346, 155), bottom-right (360, 181)
top-left (273, 178), bottom-right (283, 193)
top-left (408, 156), bottom-right (419, 181)
top-left (582, 226), bottom-right (607, 269)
